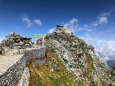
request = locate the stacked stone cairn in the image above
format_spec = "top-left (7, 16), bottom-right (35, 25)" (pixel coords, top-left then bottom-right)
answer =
top-left (0, 32), bottom-right (33, 54)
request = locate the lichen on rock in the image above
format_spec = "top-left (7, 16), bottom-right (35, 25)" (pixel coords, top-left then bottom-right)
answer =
top-left (0, 32), bottom-right (34, 52)
top-left (45, 25), bottom-right (113, 86)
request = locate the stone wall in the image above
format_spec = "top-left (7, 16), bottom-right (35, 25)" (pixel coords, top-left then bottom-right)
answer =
top-left (24, 48), bottom-right (46, 59)
top-left (17, 67), bottom-right (30, 86)
top-left (25, 47), bottom-right (46, 65)
top-left (0, 56), bottom-right (26, 86)
top-left (0, 47), bottom-right (46, 86)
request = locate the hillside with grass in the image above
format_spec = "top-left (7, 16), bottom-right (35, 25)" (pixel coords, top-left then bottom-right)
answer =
top-left (27, 25), bottom-right (114, 86)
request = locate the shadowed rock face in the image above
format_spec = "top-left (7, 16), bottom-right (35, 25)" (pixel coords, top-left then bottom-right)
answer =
top-left (0, 32), bottom-right (33, 51)
top-left (0, 45), bottom-right (4, 55)
top-left (45, 25), bottom-right (113, 86)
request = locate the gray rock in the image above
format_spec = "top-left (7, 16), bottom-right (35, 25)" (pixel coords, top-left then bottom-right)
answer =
top-left (45, 25), bottom-right (113, 86)
top-left (0, 32), bottom-right (33, 50)
top-left (9, 32), bottom-right (16, 36)
top-left (18, 67), bottom-right (30, 86)
top-left (0, 45), bottom-right (4, 55)
top-left (110, 66), bottom-right (115, 85)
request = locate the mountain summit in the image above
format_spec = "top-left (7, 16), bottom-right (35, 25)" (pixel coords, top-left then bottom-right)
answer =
top-left (44, 25), bottom-right (113, 86)
top-left (0, 25), bottom-right (114, 86)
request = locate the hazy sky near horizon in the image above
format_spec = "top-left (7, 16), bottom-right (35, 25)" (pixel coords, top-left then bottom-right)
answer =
top-left (0, 0), bottom-right (115, 66)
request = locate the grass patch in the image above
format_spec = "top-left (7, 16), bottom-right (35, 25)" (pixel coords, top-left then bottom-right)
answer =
top-left (27, 47), bottom-right (76, 86)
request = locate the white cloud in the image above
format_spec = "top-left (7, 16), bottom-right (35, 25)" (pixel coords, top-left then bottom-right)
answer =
top-left (63, 18), bottom-right (92, 33)
top-left (64, 18), bottom-right (82, 33)
top-left (0, 37), bottom-right (4, 42)
top-left (48, 28), bottom-right (55, 33)
top-left (87, 29), bottom-right (93, 32)
top-left (0, 32), bottom-right (5, 42)
top-left (99, 17), bottom-right (108, 24)
top-left (69, 18), bottom-right (78, 24)
top-left (22, 16), bottom-right (32, 28)
top-left (47, 18), bottom-right (90, 34)
top-left (91, 12), bottom-right (111, 26)
top-left (0, 32), bottom-right (5, 36)
top-left (34, 19), bottom-right (42, 25)
top-left (81, 34), bottom-right (115, 65)
top-left (63, 10), bottom-right (115, 66)
top-left (94, 40), bottom-right (115, 61)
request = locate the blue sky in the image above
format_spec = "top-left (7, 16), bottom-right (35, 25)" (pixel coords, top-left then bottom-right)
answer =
top-left (0, 0), bottom-right (115, 66)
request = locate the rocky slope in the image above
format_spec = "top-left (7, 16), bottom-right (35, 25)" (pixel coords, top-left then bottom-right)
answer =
top-left (0, 26), bottom-right (114, 86)
top-left (110, 66), bottom-right (115, 86)
top-left (44, 25), bottom-right (113, 86)
top-left (27, 48), bottom-right (77, 86)
top-left (0, 32), bottom-right (33, 55)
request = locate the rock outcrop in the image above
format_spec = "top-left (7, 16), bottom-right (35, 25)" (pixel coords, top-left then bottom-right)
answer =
top-left (0, 32), bottom-right (33, 51)
top-left (45, 25), bottom-right (113, 86)
top-left (0, 27), bottom-right (114, 86)
top-left (0, 45), bottom-right (4, 55)
top-left (110, 66), bottom-right (115, 85)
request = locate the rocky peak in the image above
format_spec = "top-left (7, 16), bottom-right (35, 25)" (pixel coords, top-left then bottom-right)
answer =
top-left (45, 25), bottom-right (113, 86)
top-left (0, 32), bottom-right (33, 51)
top-left (9, 32), bottom-right (16, 36)
top-left (54, 25), bottom-right (73, 35)
top-left (56, 25), bottom-right (63, 31)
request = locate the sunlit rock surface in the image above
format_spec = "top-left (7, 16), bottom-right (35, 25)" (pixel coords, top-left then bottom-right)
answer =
top-left (0, 32), bottom-right (33, 51)
top-left (44, 25), bottom-right (113, 86)
top-left (0, 26), bottom-right (114, 86)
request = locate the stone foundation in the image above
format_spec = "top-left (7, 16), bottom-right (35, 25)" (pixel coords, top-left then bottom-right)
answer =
top-left (0, 47), bottom-right (46, 86)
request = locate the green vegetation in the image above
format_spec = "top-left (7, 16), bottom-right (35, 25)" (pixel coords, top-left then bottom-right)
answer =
top-left (27, 47), bottom-right (76, 86)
